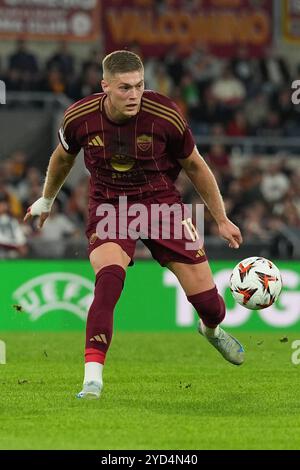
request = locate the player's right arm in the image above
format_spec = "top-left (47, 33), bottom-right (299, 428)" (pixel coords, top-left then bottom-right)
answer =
top-left (24, 143), bottom-right (77, 228)
top-left (179, 146), bottom-right (243, 249)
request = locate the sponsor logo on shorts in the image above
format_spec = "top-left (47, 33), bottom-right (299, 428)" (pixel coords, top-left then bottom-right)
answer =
top-left (89, 233), bottom-right (99, 245)
top-left (196, 248), bottom-right (205, 258)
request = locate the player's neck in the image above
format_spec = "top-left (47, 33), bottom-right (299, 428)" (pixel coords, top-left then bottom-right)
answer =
top-left (104, 96), bottom-right (132, 124)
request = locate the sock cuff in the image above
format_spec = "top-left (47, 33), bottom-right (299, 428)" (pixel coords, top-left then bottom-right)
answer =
top-left (96, 264), bottom-right (126, 284)
top-left (85, 347), bottom-right (106, 365)
top-left (187, 286), bottom-right (218, 303)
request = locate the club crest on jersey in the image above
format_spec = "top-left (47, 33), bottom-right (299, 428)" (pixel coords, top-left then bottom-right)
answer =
top-left (137, 134), bottom-right (152, 151)
top-left (111, 154), bottom-right (135, 172)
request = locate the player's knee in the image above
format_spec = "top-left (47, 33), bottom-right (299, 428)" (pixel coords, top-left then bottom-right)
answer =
top-left (187, 286), bottom-right (225, 327)
top-left (90, 242), bottom-right (130, 274)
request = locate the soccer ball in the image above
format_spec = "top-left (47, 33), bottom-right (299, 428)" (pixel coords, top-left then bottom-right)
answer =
top-left (229, 257), bottom-right (282, 310)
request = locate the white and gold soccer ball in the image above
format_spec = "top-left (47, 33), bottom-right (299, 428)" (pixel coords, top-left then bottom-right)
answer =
top-left (230, 257), bottom-right (282, 310)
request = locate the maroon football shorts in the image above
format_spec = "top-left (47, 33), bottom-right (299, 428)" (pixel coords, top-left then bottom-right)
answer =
top-left (86, 192), bottom-right (207, 267)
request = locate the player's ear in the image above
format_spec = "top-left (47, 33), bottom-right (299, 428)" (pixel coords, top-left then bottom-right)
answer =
top-left (101, 79), bottom-right (109, 93)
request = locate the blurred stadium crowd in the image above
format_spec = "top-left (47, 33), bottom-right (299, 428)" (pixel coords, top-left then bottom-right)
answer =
top-left (0, 40), bottom-right (299, 259)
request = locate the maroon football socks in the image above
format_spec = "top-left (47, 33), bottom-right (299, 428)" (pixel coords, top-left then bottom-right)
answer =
top-left (187, 286), bottom-right (226, 328)
top-left (85, 264), bottom-right (126, 365)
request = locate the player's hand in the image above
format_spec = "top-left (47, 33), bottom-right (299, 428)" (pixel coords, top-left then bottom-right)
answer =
top-left (23, 197), bottom-right (54, 229)
top-left (218, 218), bottom-right (243, 249)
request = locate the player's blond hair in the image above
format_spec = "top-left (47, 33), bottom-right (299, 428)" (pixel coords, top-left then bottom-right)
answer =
top-left (102, 50), bottom-right (144, 79)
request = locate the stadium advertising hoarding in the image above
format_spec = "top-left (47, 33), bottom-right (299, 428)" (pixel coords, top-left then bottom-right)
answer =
top-left (0, 0), bottom-right (101, 41)
top-left (103, 0), bottom-right (273, 57)
top-left (0, 260), bottom-right (299, 332)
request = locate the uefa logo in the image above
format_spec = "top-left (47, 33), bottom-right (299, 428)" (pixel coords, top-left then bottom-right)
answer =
top-left (0, 80), bottom-right (6, 104)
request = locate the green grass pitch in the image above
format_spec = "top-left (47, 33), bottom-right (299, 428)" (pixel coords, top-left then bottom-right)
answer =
top-left (0, 331), bottom-right (299, 450)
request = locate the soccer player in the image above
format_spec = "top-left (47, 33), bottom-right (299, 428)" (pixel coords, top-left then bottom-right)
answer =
top-left (24, 50), bottom-right (244, 399)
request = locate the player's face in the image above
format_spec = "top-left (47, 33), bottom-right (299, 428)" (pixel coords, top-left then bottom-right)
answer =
top-left (102, 70), bottom-right (144, 121)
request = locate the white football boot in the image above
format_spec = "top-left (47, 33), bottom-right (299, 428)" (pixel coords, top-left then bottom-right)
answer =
top-left (198, 320), bottom-right (244, 365)
top-left (76, 381), bottom-right (102, 399)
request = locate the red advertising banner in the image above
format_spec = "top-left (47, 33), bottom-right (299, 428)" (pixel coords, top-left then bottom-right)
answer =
top-left (103, 0), bottom-right (273, 57)
top-left (282, 0), bottom-right (300, 43)
top-left (0, 0), bottom-right (101, 41)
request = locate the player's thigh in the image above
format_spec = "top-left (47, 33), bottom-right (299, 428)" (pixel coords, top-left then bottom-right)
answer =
top-left (89, 242), bottom-right (131, 274)
top-left (167, 260), bottom-right (215, 296)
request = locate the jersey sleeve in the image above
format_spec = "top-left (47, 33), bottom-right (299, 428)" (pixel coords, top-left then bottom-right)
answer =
top-left (167, 123), bottom-right (195, 160)
top-left (164, 100), bottom-right (195, 160)
top-left (58, 111), bottom-right (81, 155)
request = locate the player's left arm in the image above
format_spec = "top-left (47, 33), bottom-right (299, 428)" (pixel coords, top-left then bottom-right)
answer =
top-left (179, 146), bottom-right (243, 249)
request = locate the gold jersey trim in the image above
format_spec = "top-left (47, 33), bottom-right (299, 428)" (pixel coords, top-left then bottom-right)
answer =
top-left (65, 96), bottom-right (100, 119)
top-left (142, 96), bottom-right (185, 132)
top-left (142, 105), bottom-right (184, 135)
top-left (63, 104), bottom-right (99, 131)
top-left (99, 95), bottom-right (105, 112)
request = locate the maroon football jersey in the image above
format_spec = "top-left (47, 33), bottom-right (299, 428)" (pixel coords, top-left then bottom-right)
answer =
top-left (58, 90), bottom-right (195, 211)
